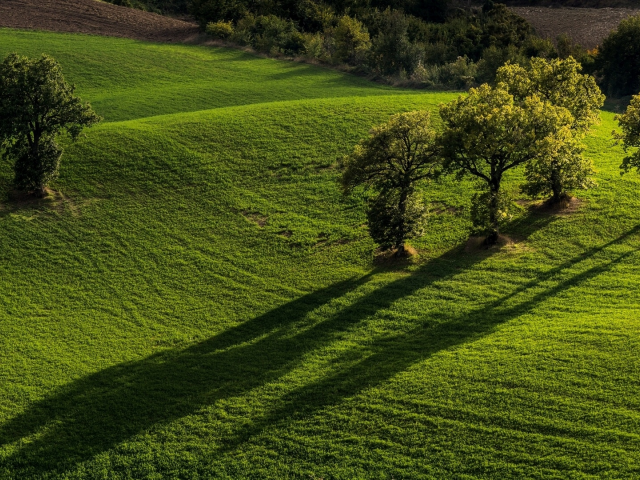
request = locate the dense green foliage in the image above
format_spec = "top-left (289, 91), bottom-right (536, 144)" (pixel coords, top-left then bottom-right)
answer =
top-left (595, 14), bottom-right (640, 97)
top-left (615, 94), bottom-right (640, 173)
top-left (106, 0), bottom-right (587, 90)
top-left (0, 54), bottom-right (100, 195)
top-left (341, 111), bottom-right (440, 251)
top-left (439, 83), bottom-right (576, 242)
top-left (496, 58), bottom-right (604, 202)
top-left (203, 3), bottom-right (542, 84)
top-left (1, 28), bottom-right (640, 479)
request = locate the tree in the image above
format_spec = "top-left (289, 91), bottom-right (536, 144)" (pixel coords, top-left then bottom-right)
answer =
top-left (496, 57), bottom-right (604, 134)
top-left (365, 189), bottom-right (427, 252)
top-left (0, 54), bottom-right (100, 196)
top-left (614, 94), bottom-right (640, 174)
top-left (495, 57), bottom-right (604, 203)
top-left (333, 16), bottom-right (371, 65)
top-left (595, 14), bottom-right (640, 97)
top-left (439, 84), bottom-right (574, 244)
top-left (341, 111), bottom-right (441, 253)
top-left (368, 9), bottom-right (421, 76)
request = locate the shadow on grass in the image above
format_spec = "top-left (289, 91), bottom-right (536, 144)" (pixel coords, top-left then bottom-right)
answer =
top-left (1, 224), bottom-right (638, 475)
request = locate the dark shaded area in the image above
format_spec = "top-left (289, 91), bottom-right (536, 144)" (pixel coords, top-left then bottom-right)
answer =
top-left (1, 219), bottom-right (638, 476)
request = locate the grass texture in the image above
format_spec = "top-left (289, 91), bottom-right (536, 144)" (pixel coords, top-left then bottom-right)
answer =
top-left (0, 29), bottom-right (640, 479)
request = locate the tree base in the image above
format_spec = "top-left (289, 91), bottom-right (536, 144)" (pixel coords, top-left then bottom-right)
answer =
top-left (9, 187), bottom-right (55, 201)
top-left (465, 234), bottom-right (519, 253)
top-left (537, 195), bottom-right (583, 215)
top-left (374, 244), bottom-right (418, 266)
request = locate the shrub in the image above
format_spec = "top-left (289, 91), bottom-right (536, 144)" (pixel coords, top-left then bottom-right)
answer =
top-left (231, 15), bottom-right (256, 45)
top-left (411, 56), bottom-right (477, 89)
top-left (475, 44), bottom-right (525, 84)
top-left (302, 32), bottom-right (332, 61)
top-left (368, 9), bottom-right (422, 76)
top-left (206, 21), bottom-right (234, 39)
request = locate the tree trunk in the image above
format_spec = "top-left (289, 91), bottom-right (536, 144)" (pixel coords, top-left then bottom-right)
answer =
top-left (486, 181), bottom-right (500, 246)
top-left (395, 188), bottom-right (410, 253)
top-left (550, 168), bottom-right (563, 204)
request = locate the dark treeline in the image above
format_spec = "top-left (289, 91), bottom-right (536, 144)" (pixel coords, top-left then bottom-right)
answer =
top-left (104, 0), bottom-right (639, 96)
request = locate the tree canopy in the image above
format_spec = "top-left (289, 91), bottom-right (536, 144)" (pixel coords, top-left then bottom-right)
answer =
top-left (439, 83), bottom-right (574, 243)
top-left (596, 14), bottom-right (640, 97)
top-left (615, 94), bottom-right (640, 174)
top-left (0, 53), bottom-right (101, 195)
top-left (341, 110), bottom-right (441, 252)
top-left (495, 57), bottom-right (603, 202)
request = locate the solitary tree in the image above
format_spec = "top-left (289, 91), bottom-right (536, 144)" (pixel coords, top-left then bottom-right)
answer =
top-left (614, 94), bottom-right (640, 173)
top-left (341, 111), bottom-right (441, 254)
top-left (496, 57), bottom-right (604, 203)
top-left (0, 53), bottom-right (101, 197)
top-left (439, 84), bottom-right (574, 244)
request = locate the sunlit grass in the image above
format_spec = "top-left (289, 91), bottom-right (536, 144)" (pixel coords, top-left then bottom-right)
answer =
top-left (0, 28), bottom-right (639, 479)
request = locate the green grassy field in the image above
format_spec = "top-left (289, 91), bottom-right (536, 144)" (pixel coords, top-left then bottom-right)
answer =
top-left (1, 28), bottom-right (640, 479)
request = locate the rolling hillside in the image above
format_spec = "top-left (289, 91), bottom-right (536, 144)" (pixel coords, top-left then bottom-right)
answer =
top-left (1, 28), bottom-right (640, 479)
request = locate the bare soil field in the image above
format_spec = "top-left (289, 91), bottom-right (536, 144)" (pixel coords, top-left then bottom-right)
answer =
top-left (0, 0), bottom-right (199, 43)
top-left (512, 6), bottom-right (640, 48)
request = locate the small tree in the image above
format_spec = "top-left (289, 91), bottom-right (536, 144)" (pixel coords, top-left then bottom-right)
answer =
top-left (496, 57), bottom-right (604, 203)
top-left (439, 84), bottom-right (574, 244)
top-left (0, 54), bottom-right (101, 196)
top-left (614, 94), bottom-right (640, 174)
top-left (333, 16), bottom-right (371, 65)
top-left (341, 111), bottom-right (441, 253)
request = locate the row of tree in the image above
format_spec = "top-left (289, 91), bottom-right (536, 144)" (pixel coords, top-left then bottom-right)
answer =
top-left (103, 0), bottom-right (640, 98)
top-left (204, 3), bottom-right (550, 85)
top-left (4, 52), bottom-right (640, 257)
top-left (341, 56), bottom-right (605, 250)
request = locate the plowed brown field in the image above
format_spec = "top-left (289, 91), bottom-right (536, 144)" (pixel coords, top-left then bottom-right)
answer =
top-left (0, 0), bottom-right (199, 42)
top-left (512, 6), bottom-right (639, 48)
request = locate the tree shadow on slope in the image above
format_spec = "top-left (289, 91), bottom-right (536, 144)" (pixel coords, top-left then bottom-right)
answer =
top-left (1, 224), bottom-right (637, 476)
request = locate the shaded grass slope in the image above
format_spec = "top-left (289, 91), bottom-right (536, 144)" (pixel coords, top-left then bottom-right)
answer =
top-left (0, 28), bottom-right (640, 479)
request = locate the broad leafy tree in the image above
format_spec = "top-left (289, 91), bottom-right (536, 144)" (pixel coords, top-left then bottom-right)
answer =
top-left (0, 54), bottom-right (101, 196)
top-left (341, 111), bottom-right (440, 253)
top-left (439, 84), bottom-right (574, 244)
top-left (496, 57), bottom-right (604, 133)
top-left (614, 94), bottom-right (640, 173)
top-left (496, 57), bottom-right (604, 203)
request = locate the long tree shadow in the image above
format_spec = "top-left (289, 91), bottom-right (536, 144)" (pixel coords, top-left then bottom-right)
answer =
top-left (0, 247), bottom-right (482, 475)
top-left (216, 226), bottom-right (640, 457)
top-left (1, 224), bottom-right (637, 476)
